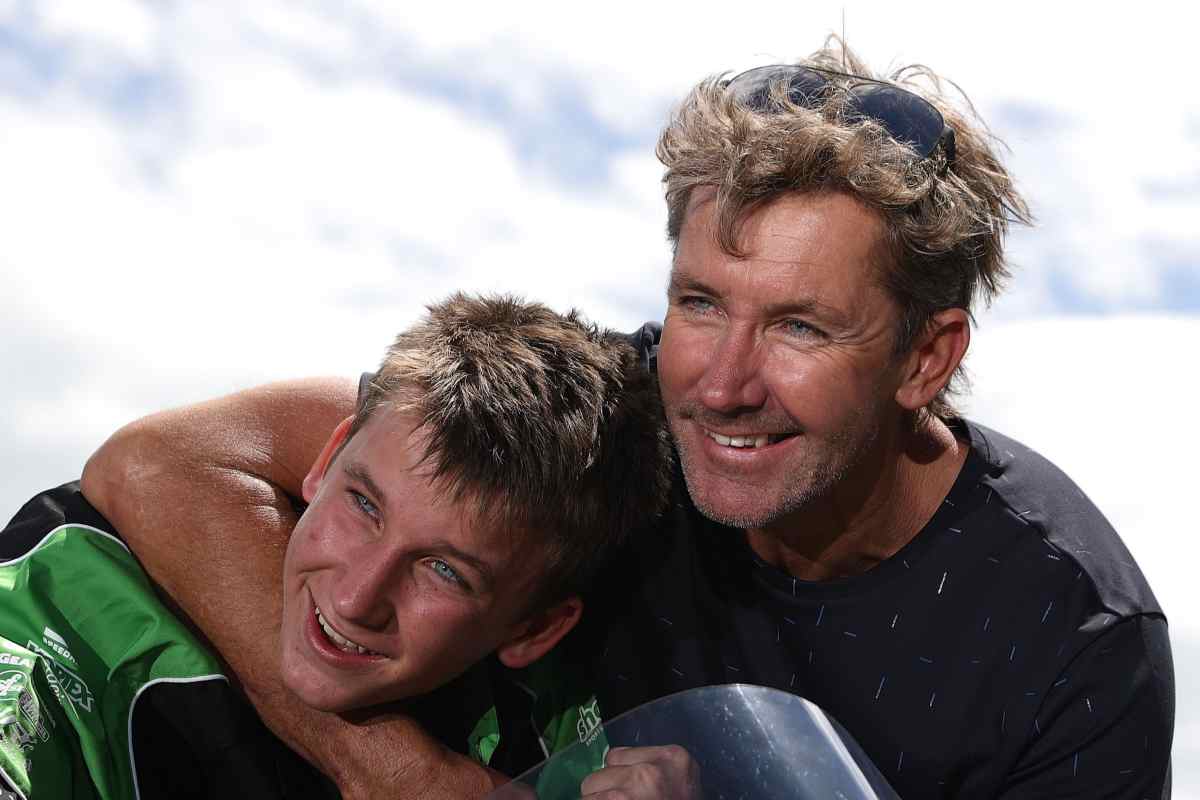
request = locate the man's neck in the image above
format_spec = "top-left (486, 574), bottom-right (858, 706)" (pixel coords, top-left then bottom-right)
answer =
top-left (745, 416), bottom-right (968, 582)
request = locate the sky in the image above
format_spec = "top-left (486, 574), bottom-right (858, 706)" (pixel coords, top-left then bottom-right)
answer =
top-left (1, 0), bottom-right (1197, 791)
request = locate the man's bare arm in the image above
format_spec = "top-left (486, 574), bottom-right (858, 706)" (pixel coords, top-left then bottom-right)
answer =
top-left (81, 378), bottom-right (500, 799)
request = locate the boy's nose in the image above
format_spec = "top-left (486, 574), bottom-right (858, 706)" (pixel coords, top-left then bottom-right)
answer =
top-left (330, 550), bottom-right (395, 631)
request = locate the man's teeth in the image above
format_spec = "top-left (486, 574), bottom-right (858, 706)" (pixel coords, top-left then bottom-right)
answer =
top-left (314, 606), bottom-right (377, 656)
top-left (706, 431), bottom-right (774, 448)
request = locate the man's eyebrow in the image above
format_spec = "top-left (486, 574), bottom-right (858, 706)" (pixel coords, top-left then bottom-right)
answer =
top-left (666, 269), bottom-right (717, 298)
top-left (668, 268), bottom-right (850, 327)
top-left (759, 296), bottom-right (850, 327)
top-left (344, 461), bottom-right (389, 511)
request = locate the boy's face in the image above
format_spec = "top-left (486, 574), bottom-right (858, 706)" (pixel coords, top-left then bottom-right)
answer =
top-left (279, 407), bottom-right (564, 713)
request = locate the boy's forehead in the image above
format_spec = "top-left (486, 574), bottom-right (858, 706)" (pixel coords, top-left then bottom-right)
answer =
top-left (346, 407), bottom-right (545, 573)
top-left (346, 408), bottom-right (461, 497)
top-left (351, 407), bottom-right (426, 466)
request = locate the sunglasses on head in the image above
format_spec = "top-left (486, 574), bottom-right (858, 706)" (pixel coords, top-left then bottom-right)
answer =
top-left (723, 64), bottom-right (956, 169)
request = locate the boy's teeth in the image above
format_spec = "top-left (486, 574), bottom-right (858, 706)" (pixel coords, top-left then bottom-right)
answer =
top-left (314, 606), bottom-right (376, 655)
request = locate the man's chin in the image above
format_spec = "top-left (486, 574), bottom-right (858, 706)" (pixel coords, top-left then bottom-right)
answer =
top-left (695, 500), bottom-right (784, 529)
top-left (686, 478), bottom-right (792, 529)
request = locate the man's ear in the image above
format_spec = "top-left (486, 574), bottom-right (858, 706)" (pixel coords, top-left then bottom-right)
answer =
top-left (895, 308), bottom-right (970, 412)
top-left (301, 416), bottom-right (356, 504)
top-left (496, 596), bottom-right (583, 670)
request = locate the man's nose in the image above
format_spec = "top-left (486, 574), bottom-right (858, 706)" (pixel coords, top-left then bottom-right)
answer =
top-left (330, 546), bottom-right (396, 631)
top-left (696, 327), bottom-right (767, 414)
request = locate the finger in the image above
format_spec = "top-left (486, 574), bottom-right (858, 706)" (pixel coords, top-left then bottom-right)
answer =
top-left (578, 791), bottom-right (633, 800)
top-left (604, 744), bottom-right (689, 767)
top-left (581, 764), bottom-right (635, 795)
top-left (581, 763), bottom-right (672, 798)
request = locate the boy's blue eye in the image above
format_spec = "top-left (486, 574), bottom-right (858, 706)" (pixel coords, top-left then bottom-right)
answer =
top-left (350, 490), bottom-right (378, 518)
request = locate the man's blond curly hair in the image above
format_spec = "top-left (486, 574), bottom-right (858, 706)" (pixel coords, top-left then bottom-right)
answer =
top-left (658, 37), bottom-right (1033, 418)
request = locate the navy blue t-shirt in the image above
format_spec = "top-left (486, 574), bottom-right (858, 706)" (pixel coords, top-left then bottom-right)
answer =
top-left (582, 420), bottom-right (1173, 798)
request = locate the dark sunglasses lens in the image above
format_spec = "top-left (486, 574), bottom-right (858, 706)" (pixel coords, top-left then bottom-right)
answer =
top-left (848, 84), bottom-right (945, 156)
top-left (783, 69), bottom-right (829, 106)
top-left (728, 66), bottom-right (827, 111)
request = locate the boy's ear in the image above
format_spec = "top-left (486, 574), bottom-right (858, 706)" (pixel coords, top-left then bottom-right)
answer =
top-left (301, 416), bottom-right (356, 504)
top-left (496, 596), bottom-right (583, 669)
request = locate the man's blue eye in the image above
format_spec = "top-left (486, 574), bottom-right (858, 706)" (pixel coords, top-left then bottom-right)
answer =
top-left (682, 296), bottom-right (714, 313)
top-left (783, 319), bottom-right (819, 337)
top-left (429, 559), bottom-right (463, 585)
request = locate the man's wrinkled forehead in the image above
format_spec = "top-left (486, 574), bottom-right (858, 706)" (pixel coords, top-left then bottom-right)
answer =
top-left (682, 186), bottom-right (719, 230)
top-left (669, 187), bottom-right (899, 315)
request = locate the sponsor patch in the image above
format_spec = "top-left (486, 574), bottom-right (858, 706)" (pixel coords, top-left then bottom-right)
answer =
top-left (575, 698), bottom-right (603, 746)
top-left (39, 628), bottom-right (76, 666)
top-left (25, 642), bottom-right (93, 714)
top-left (0, 672), bottom-right (24, 699)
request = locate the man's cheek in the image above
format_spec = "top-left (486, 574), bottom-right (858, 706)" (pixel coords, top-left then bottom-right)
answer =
top-left (657, 351), bottom-right (695, 407)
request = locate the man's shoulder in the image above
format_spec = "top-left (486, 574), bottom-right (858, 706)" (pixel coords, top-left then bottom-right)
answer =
top-left (960, 419), bottom-right (1162, 620)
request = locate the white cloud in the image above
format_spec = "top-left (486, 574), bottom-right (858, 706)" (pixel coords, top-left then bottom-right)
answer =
top-left (3, 0), bottom-right (1194, 591)
top-left (1, 2), bottom-right (1195, 790)
top-left (3, 0), bottom-right (1194, 624)
top-left (35, 0), bottom-right (159, 63)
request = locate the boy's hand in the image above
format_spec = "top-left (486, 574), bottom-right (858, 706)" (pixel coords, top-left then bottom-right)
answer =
top-left (580, 745), bottom-right (702, 799)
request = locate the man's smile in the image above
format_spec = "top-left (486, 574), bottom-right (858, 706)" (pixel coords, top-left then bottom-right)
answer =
top-left (691, 423), bottom-right (804, 471)
top-left (702, 428), bottom-right (796, 449)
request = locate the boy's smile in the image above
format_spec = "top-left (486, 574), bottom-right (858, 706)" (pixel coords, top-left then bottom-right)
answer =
top-left (278, 408), bottom-right (553, 712)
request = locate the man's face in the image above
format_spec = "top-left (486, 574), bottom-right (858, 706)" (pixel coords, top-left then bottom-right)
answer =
top-left (659, 189), bottom-right (908, 529)
top-left (279, 408), bottom-right (544, 712)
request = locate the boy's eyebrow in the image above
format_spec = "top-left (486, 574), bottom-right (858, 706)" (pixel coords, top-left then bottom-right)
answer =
top-left (343, 460), bottom-right (497, 592)
top-left (344, 461), bottom-right (389, 512)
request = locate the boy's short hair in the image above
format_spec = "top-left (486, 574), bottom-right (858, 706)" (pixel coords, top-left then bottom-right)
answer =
top-left (349, 293), bottom-right (672, 609)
